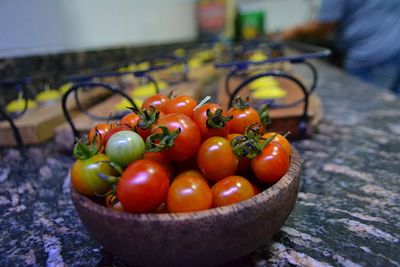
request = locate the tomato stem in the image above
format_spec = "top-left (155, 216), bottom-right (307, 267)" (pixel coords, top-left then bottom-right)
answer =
top-left (258, 104), bottom-right (271, 126)
top-left (194, 95), bottom-right (211, 111)
top-left (231, 96), bottom-right (250, 110)
top-left (205, 108), bottom-right (232, 129)
top-left (145, 126), bottom-right (181, 152)
top-left (137, 106), bottom-right (160, 130)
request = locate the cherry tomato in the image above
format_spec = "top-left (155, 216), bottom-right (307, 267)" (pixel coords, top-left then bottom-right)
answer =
top-left (228, 108), bottom-right (260, 134)
top-left (88, 123), bottom-right (112, 149)
top-left (197, 137), bottom-right (238, 182)
top-left (71, 154), bottom-right (118, 196)
top-left (165, 95), bottom-right (197, 118)
top-left (167, 175), bottom-right (212, 212)
top-left (262, 132), bottom-right (291, 156)
top-left (175, 169), bottom-right (204, 180)
top-left (105, 194), bottom-right (124, 212)
top-left (120, 112), bottom-right (140, 128)
top-left (136, 109), bottom-right (165, 140)
top-left (143, 151), bottom-right (174, 179)
top-left (103, 126), bottom-right (132, 146)
top-left (226, 133), bottom-right (252, 174)
top-left (251, 142), bottom-right (289, 184)
top-left (211, 176), bottom-right (254, 207)
top-left (153, 113), bottom-right (201, 161)
top-left (193, 103), bottom-right (231, 140)
top-left (142, 94), bottom-right (170, 113)
top-left (117, 159), bottom-right (169, 213)
top-left (105, 131), bottom-right (145, 167)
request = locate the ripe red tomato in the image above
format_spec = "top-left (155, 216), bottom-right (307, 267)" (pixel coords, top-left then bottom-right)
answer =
top-left (211, 176), bottom-right (254, 207)
top-left (143, 151), bottom-right (174, 179)
top-left (142, 94), bottom-right (170, 113)
top-left (226, 133), bottom-right (252, 174)
top-left (71, 154), bottom-right (118, 196)
top-left (227, 98), bottom-right (260, 134)
top-left (117, 159), bottom-right (169, 213)
top-left (153, 113), bottom-right (201, 161)
top-left (167, 175), bottom-right (212, 212)
top-left (197, 137), bottom-right (238, 182)
top-left (136, 109), bottom-right (165, 140)
top-left (88, 123), bottom-right (113, 149)
top-left (251, 142), bottom-right (289, 184)
top-left (165, 95), bottom-right (197, 118)
top-left (193, 103), bottom-right (231, 140)
top-left (175, 169), bottom-right (204, 180)
top-left (262, 132), bottom-right (291, 156)
top-left (120, 112), bottom-right (140, 128)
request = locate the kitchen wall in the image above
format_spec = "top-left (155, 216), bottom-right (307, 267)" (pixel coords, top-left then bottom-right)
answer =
top-left (0, 0), bottom-right (319, 59)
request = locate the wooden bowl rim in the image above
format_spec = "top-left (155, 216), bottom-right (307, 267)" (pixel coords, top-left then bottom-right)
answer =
top-left (71, 146), bottom-right (301, 222)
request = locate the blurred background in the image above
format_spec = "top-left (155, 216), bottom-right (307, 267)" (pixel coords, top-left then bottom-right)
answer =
top-left (0, 0), bottom-right (319, 58)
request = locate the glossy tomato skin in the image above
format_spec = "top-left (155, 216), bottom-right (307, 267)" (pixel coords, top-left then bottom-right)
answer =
top-left (226, 133), bottom-right (252, 174)
top-left (117, 159), bottom-right (169, 213)
top-left (197, 137), bottom-right (238, 182)
top-left (88, 123), bottom-right (113, 150)
top-left (105, 131), bottom-right (145, 167)
top-left (228, 107), bottom-right (260, 134)
top-left (167, 175), bottom-right (212, 212)
top-left (143, 151), bottom-right (174, 179)
top-left (262, 132), bottom-right (291, 156)
top-left (142, 94), bottom-right (170, 113)
top-left (212, 176), bottom-right (255, 207)
top-left (155, 113), bottom-right (201, 161)
top-left (120, 113), bottom-right (140, 128)
top-left (193, 103), bottom-right (230, 140)
top-left (103, 126), bottom-right (132, 146)
top-left (71, 154), bottom-right (117, 197)
top-left (251, 142), bottom-right (289, 184)
top-left (165, 95), bottom-right (197, 118)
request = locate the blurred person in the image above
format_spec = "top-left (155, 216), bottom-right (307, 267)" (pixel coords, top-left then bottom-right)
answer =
top-left (275, 0), bottom-right (400, 94)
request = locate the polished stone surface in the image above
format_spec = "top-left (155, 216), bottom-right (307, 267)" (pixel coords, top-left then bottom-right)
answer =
top-left (1, 61), bottom-right (400, 266)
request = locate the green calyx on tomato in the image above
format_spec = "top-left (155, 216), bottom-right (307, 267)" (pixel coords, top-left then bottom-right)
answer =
top-left (230, 129), bottom-right (278, 159)
top-left (73, 131), bottom-right (102, 160)
top-left (145, 126), bottom-right (181, 152)
top-left (231, 96), bottom-right (250, 109)
top-left (137, 106), bottom-right (160, 130)
top-left (257, 104), bottom-right (271, 126)
top-left (205, 108), bottom-right (232, 128)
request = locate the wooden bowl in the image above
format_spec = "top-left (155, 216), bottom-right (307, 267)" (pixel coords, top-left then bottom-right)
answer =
top-left (71, 147), bottom-right (301, 266)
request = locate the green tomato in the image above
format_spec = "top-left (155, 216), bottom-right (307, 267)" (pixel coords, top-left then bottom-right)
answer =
top-left (71, 154), bottom-right (118, 196)
top-left (105, 131), bottom-right (145, 167)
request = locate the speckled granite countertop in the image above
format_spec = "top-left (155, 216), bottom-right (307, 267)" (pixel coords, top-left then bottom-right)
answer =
top-left (1, 61), bottom-right (399, 267)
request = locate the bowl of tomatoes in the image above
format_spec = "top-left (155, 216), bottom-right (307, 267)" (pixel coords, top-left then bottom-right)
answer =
top-left (69, 94), bottom-right (301, 266)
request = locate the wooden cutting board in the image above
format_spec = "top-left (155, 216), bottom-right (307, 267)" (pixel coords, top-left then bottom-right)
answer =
top-left (0, 88), bottom-right (111, 146)
top-left (217, 76), bottom-right (323, 139)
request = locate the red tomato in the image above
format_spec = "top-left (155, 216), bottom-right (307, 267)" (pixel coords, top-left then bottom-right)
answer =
top-left (251, 142), bottom-right (289, 184)
top-left (167, 175), bottom-right (212, 212)
top-left (197, 137), bottom-right (238, 182)
top-left (227, 98), bottom-right (261, 134)
top-left (175, 169), bottom-right (204, 180)
top-left (262, 132), bottom-right (291, 156)
top-left (136, 109), bottom-right (165, 140)
top-left (142, 94), bottom-right (170, 113)
top-left (153, 113), bottom-right (201, 161)
top-left (193, 103), bottom-right (231, 140)
top-left (165, 95), bottom-right (197, 118)
top-left (120, 112), bottom-right (140, 128)
top-left (211, 176), bottom-right (254, 207)
top-left (226, 133), bottom-right (252, 174)
top-left (88, 123), bottom-right (112, 148)
top-left (143, 151), bottom-right (174, 179)
top-left (103, 126), bottom-right (132, 146)
top-left (117, 159), bottom-right (169, 213)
